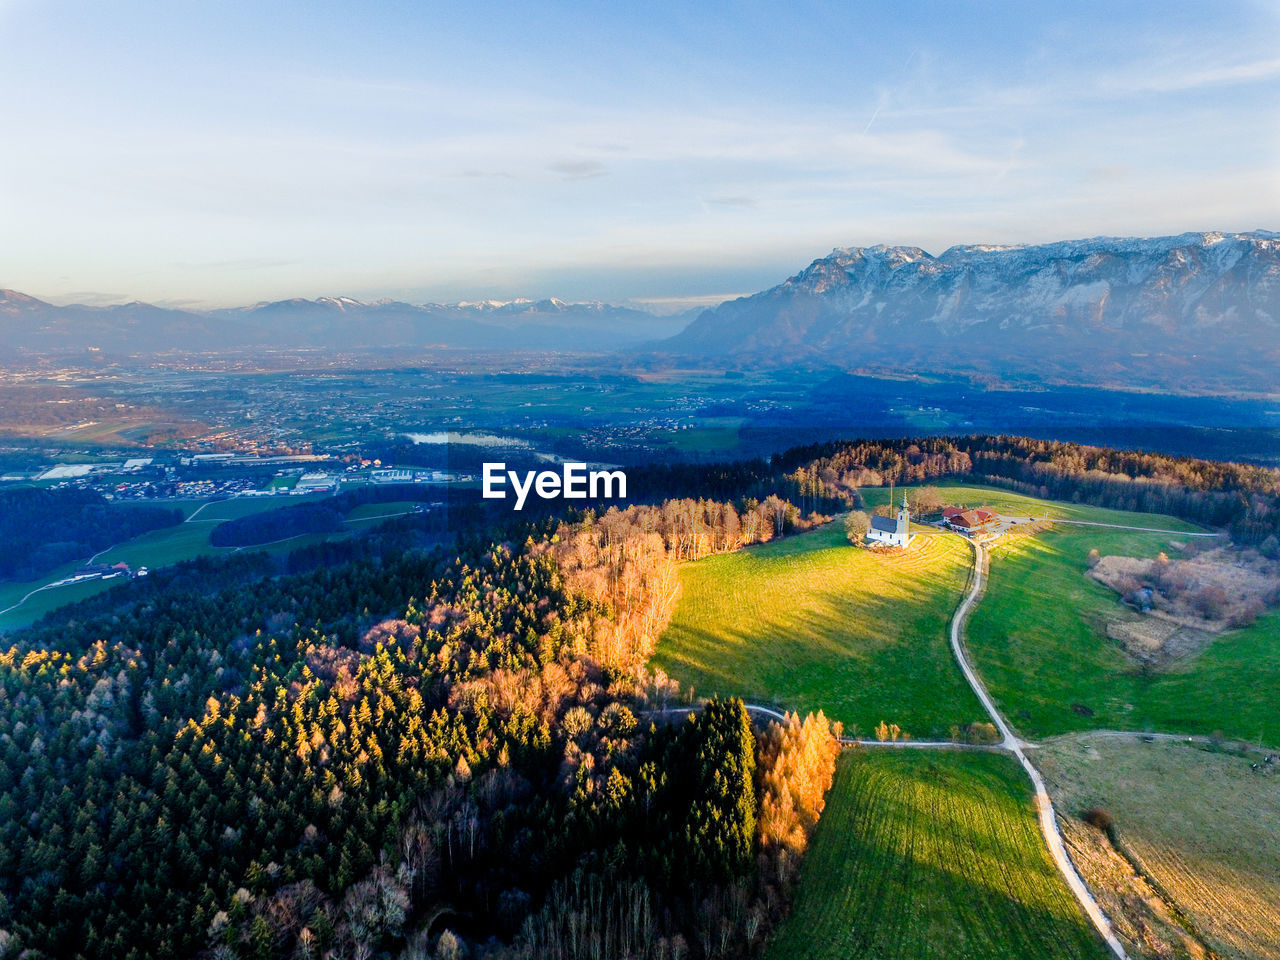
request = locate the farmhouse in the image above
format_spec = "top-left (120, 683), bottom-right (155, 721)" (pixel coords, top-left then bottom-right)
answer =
top-left (70, 562), bottom-right (133, 582)
top-left (948, 508), bottom-right (999, 536)
top-left (867, 495), bottom-right (913, 548)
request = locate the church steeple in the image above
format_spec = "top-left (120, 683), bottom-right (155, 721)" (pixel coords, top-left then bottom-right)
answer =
top-left (896, 493), bottom-right (909, 534)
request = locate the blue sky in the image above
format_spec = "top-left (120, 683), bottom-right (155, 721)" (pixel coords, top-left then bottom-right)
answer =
top-left (2, 0), bottom-right (1278, 310)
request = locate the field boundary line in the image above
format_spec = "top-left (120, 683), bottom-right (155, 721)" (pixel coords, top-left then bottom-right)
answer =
top-left (184, 501), bottom-right (211, 522)
top-left (342, 509), bottom-right (414, 524)
top-left (1024, 517), bottom-right (1223, 537)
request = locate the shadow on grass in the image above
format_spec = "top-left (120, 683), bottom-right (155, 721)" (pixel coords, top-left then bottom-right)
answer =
top-left (765, 751), bottom-right (1111, 960)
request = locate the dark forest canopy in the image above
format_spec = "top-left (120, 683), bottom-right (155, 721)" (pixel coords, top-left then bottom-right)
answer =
top-left (0, 487), bottom-right (181, 582)
top-left (209, 485), bottom-right (444, 548)
top-left (209, 499), bottom-right (344, 547)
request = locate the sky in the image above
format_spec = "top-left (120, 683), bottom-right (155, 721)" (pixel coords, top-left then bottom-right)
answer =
top-left (2, 0), bottom-right (1278, 311)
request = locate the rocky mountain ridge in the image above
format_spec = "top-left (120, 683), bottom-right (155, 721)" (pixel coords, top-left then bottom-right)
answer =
top-left (661, 230), bottom-right (1280, 392)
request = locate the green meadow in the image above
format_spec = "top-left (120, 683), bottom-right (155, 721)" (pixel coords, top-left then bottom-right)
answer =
top-left (967, 523), bottom-right (1280, 744)
top-left (765, 750), bottom-right (1109, 960)
top-left (0, 575), bottom-right (125, 631)
top-left (859, 483), bottom-right (1269, 741)
top-left (343, 500), bottom-right (418, 523)
top-left (183, 495), bottom-right (305, 523)
top-left (652, 521), bottom-right (984, 739)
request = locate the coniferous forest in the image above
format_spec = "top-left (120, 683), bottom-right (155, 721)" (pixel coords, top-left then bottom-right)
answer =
top-left (0, 496), bottom-right (839, 960)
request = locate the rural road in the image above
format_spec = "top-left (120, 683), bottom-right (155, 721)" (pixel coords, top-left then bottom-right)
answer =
top-left (641, 515), bottom-right (1229, 960)
top-left (184, 501), bottom-right (213, 522)
top-left (949, 537), bottom-right (1131, 960)
top-left (2, 529), bottom-right (139, 619)
top-left (0, 583), bottom-right (60, 618)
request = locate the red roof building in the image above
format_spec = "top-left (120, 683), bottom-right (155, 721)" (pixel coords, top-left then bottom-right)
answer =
top-left (949, 508), bottom-right (999, 533)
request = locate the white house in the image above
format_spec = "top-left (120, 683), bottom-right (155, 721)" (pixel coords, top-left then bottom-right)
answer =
top-left (867, 495), bottom-right (913, 548)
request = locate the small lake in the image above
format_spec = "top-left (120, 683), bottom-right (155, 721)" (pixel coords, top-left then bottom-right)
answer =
top-left (404, 431), bottom-right (532, 448)
top-left (404, 431), bottom-right (561, 463)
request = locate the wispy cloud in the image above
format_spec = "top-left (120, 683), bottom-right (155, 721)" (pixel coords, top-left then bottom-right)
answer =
top-left (171, 257), bottom-right (297, 271)
top-left (628, 293), bottom-right (749, 313)
top-left (51, 290), bottom-right (135, 306)
top-left (548, 159), bottom-right (608, 181)
top-left (704, 196), bottom-right (757, 208)
top-left (458, 168), bottom-right (517, 179)
top-left (1108, 55), bottom-right (1280, 95)
top-left (3, 1), bottom-right (1277, 306)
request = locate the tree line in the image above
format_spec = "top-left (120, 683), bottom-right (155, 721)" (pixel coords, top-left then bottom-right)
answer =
top-left (777, 435), bottom-right (1280, 544)
top-left (210, 485), bottom-right (445, 548)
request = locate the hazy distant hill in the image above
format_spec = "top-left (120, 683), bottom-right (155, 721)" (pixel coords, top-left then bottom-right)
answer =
top-left (0, 292), bottom-right (682, 356)
top-left (660, 231), bottom-right (1280, 393)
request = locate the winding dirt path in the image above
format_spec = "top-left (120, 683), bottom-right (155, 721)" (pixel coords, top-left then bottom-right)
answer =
top-left (949, 536), bottom-right (1131, 960)
top-left (0, 582), bottom-right (61, 618)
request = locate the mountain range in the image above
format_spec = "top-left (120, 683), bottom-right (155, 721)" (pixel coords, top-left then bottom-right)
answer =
top-left (0, 293), bottom-right (685, 356)
top-left (660, 230), bottom-right (1280, 392)
top-left (5, 230), bottom-right (1279, 393)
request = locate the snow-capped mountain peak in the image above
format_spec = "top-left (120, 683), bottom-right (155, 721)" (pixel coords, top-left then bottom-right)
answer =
top-left (664, 230), bottom-right (1280, 392)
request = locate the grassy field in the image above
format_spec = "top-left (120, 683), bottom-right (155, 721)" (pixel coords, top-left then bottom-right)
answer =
top-left (965, 520), bottom-right (1280, 744)
top-left (343, 501), bottom-right (417, 523)
top-left (184, 495), bottom-right (307, 523)
top-left (0, 576), bottom-right (127, 630)
top-left (0, 494), bottom-right (353, 633)
top-left (0, 522), bottom-right (239, 633)
top-left (652, 520), bottom-right (984, 739)
top-left (658, 417), bottom-right (747, 455)
top-left (1040, 735), bottom-right (1280, 960)
top-left (765, 750), bottom-right (1109, 960)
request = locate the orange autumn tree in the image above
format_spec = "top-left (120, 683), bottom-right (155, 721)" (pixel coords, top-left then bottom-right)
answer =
top-left (756, 711), bottom-right (843, 858)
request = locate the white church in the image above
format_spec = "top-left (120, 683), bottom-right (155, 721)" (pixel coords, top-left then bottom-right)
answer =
top-left (866, 495), bottom-right (914, 548)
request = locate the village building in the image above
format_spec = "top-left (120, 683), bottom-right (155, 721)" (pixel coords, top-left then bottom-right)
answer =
top-left (867, 495), bottom-right (914, 548)
top-left (70, 562), bottom-right (133, 582)
top-left (947, 507), bottom-right (1000, 536)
